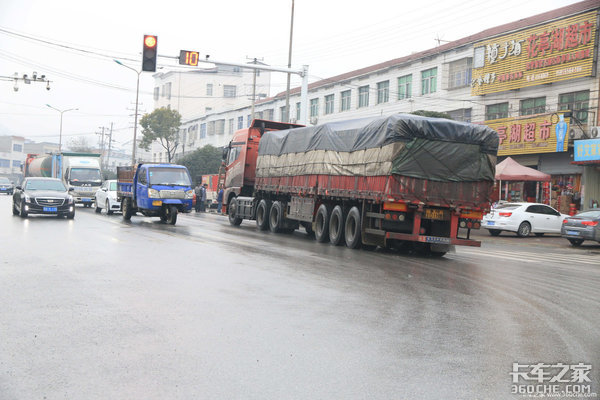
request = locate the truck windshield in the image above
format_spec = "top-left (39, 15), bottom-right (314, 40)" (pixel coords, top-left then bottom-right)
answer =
top-left (70, 168), bottom-right (102, 182)
top-left (148, 168), bottom-right (191, 186)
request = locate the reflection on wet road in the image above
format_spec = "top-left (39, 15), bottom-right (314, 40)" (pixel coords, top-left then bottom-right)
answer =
top-left (0, 197), bottom-right (598, 399)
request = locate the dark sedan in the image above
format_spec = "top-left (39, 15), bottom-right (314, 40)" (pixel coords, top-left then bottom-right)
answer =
top-left (0, 177), bottom-right (14, 195)
top-left (12, 177), bottom-right (75, 219)
top-left (561, 210), bottom-right (600, 246)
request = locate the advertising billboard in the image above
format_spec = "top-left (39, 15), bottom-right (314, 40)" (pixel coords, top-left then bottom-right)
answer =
top-left (471, 10), bottom-right (597, 96)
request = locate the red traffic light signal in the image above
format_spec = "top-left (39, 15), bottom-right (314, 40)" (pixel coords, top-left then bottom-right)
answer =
top-left (142, 35), bottom-right (158, 72)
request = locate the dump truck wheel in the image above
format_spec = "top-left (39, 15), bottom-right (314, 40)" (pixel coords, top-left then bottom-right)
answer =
top-left (329, 205), bottom-right (345, 246)
top-left (122, 198), bottom-right (132, 221)
top-left (314, 204), bottom-right (330, 243)
top-left (228, 198), bottom-right (243, 226)
top-left (165, 205), bottom-right (178, 225)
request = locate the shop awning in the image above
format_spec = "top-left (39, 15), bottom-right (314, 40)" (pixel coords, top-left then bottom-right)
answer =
top-left (495, 157), bottom-right (551, 181)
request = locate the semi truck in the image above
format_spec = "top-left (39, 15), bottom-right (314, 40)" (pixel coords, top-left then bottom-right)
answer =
top-left (222, 115), bottom-right (499, 256)
top-left (24, 152), bottom-right (102, 207)
top-left (117, 163), bottom-right (194, 225)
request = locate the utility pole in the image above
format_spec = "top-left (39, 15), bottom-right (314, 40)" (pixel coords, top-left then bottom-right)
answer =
top-left (284, 0), bottom-right (295, 122)
top-left (106, 123), bottom-right (113, 172)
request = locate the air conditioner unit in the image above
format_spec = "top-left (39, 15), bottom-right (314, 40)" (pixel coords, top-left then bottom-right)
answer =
top-left (590, 126), bottom-right (600, 138)
top-left (310, 117), bottom-right (319, 125)
top-left (569, 127), bottom-right (587, 140)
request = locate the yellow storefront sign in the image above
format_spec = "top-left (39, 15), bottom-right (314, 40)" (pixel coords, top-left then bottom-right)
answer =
top-left (485, 113), bottom-right (570, 156)
top-left (471, 10), bottom-right (597, 96)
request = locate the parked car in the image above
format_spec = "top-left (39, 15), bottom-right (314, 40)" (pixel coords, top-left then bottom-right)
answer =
top-left (561, 210), bottom-right (600, 246)
top-left (94, 179), bottom-right (121, 215)
top-left (482, 202), bottom-right (567, 237)
top-left (0, 177), bottom-right (14, 195)
top-left (12, 177), bottom-right (75, 219)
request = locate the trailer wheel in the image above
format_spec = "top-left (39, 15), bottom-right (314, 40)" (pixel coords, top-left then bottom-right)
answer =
top-left (314, 204), bottom-right (330, 243)
top-left (228, 198), bottom-right (243, 226)
top-left (344, 206), bottom-right (362, 249)
top-left (256, 199), bottom-right (271, 231)
top-left (269, 201), bottom-right (284, 233)
top-left (329, 205), bottom-right (345, 246)
top-left (122, 198), bottom-right (132, 221)
top-left (165, 205), bottom-right (178, 225)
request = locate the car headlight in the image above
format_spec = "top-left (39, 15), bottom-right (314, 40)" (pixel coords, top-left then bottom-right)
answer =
top-left (67, 195), bottom-right (74, 204)
top-left (148, 188), bottom-right (160, 198)
top-left (24, 194), bottom-right (31, 202)
top-left (185, 189), bottom-right (194, 199)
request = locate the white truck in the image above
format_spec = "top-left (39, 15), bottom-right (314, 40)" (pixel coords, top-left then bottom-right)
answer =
top-left (24, 152), bottom-right (102, 207)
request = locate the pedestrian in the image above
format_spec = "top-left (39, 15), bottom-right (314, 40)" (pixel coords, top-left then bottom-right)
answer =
top-left (194, 183), bottom-right (202, 212)
top-left (217, 186), bottom-right (224, 214)
top-left (200, 183), bottom-right (208, 212)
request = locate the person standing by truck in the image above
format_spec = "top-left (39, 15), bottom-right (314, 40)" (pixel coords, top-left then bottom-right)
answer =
top-left (216, 185), bottom-right (224, 214)
top-left (194, 183), bottom-right (202, 212)
top-left (200, 183), bottom-right (208, 212)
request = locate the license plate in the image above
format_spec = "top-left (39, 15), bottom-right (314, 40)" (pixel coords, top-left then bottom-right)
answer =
top-left (43, 207), bottom-right (57, 212)
top-left (424, 208), bottom-right (449, 220)
top-left (487, 221), bottom-right (495, 226)
top-left (566, 230), bottom-right (579, 236)
top-left (82, 198), bottom-right (92, 202)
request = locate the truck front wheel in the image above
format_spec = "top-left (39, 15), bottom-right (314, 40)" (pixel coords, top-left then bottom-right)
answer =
top-left (122, 198), bottom-right (132, 221)
top-left (164, 205), bottom-right (178, 225)
top-left (228, 198), bottom-right (243, 226)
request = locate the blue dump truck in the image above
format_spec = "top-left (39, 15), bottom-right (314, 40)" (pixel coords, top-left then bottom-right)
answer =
top-left (117, 163), bottom-right (194, 225)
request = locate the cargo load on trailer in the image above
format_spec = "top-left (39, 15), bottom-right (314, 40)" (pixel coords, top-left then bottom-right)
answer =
top-left (223, 115), bottom-right (498, 256)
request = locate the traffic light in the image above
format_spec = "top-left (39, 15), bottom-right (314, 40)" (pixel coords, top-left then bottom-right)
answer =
top-left (142, 35), bottom-right (158, 72)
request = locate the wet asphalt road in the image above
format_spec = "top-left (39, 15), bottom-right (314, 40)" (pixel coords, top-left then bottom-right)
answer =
top-left (0, 195), bottom-right (598, 400)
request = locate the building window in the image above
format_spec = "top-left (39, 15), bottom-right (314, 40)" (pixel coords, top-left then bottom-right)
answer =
top-left (280, 106), bottom-right (288, 121)
top-left (296, 102), bottom-right (301, 121)
top-left (12, 160), bottom-right (21, 168)
top-left (448, 108), bottom-right (472, 123)
top-left (200, 123), bottom-right (207, 138)
top-left (0, 159), bottom-right (9, 168)
top-left (559, 90), bottom-right (590, 124)
top-left (207, 121), bottom-right (215, 135)
top-left (397, 75), bottom-right (412, 99)
top-left (310, 98), bottom-right (319, 118)
top-left (153, 87), bottom-right (159, 101)
top-left (247, 115), bottom-right (251, 127)
top-left (520, 97), bottom-right (546, 116)
top-left (340, 90), bottom-right (351, 111)
top-left (216, 119), bottom-right (225, 135)
top-left (13, 143), bottom-right (22, 152)
top-left (224, 85), bottom-right (236, 98)
top-left (421, 67), bottom-right (437, 95)
top-left (207, 84), bottom-right (213, 96)
top-left (166, 82), bottom-right (172, 100)
top-left (448, 58), bottom-right (472, 89)
top-left (358, 85), bottom-right (369, 108)
top-left (228, 119), bottom-right (234, 134)
top-left (486, 103), bottom-right (509, 120)
top-left (325, 94), bottom-right (334, 114)
top-left (377, 81), bottom-right (389, 104)
top-left (237, 116), bottom-right (244, 129)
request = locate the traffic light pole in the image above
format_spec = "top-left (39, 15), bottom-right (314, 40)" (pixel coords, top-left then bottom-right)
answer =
top-left (176, 57), bottom-right (309, 125)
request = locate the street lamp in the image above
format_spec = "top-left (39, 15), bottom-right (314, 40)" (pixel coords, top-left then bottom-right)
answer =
top-left (46, 104), bottom-right (78, 153)
top-left (114, 59), bottom-right (141, 165)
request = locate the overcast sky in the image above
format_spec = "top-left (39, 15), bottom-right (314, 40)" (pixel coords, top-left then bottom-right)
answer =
top-left (0, 0), bottom-right (579, 151)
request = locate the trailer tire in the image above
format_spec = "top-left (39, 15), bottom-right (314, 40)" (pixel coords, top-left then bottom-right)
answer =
top-left (329, 205), bottom-right (345, 246)
top-left (344, 206), bottom-right (362, 249)
top-left (122, 198), bottom-right (132, 221)
top-left (228, 198), bottom-right (243, 226)
top-left (256, 199), bottom-right (271, 231)
top-left (314, 204), bottom-right (330, 243)
top-left (269, 201), bottom-right (284, 233)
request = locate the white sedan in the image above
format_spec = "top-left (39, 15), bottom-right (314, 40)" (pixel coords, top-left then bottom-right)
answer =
top-left (482, 202), bottom-right (568, 237)
top-left (94, 180), bottom-right (121, 215)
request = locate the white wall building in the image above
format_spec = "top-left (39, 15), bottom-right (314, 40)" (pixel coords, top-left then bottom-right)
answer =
top-left (0, 135), bottom-right (26, 180)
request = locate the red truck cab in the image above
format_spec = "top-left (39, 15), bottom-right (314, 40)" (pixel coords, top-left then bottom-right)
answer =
top-left (223, 119), bottom-right (304, 211)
